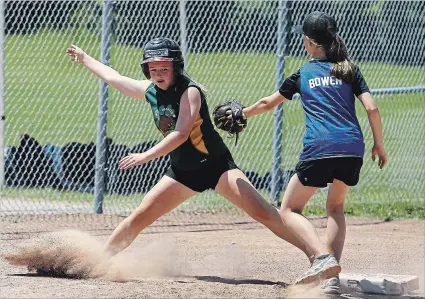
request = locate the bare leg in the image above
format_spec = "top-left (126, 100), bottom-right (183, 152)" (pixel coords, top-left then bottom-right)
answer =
top-left (326, 179), bottom-right (350, 262)
top-left (279, 174), bottom-right (328, 257)
top-left (215, 168), bottom-right (312, 258)
top-left (104, 176), bottom-right (197, 256)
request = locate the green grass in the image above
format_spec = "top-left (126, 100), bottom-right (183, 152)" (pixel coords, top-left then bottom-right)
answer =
top-left (3, 186), bottom-right (423, 220)
top-left (2, 28), bottom-right (425, 218)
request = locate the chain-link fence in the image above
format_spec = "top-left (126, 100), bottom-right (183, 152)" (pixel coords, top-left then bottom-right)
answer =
top-left (1, 0), bottom-right (424, 223)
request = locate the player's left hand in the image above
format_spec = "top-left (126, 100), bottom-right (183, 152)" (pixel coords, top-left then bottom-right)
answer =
top-left (119, 153), bottom-right (149, 170)
top-left (212, 100), bottom-right (247, 146)
top-left (371, 144), bottom-right (388, 169)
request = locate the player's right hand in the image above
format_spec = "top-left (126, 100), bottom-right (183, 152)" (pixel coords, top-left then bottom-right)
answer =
top-left (66, 44), bottom-right (86, 64)
top-left (372, 144), bottom-right (387, 169)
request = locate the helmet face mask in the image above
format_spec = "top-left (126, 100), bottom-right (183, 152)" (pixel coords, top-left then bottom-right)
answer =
top-left (141, 38), bottom-right (184, 79)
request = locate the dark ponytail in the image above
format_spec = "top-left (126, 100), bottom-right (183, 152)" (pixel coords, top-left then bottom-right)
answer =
top-left (325, 35), bottom-right (355, 83)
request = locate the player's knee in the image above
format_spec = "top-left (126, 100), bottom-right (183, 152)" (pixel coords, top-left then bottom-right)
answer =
top-left (127, 211), bottom-right (147, 230)
top-left (278, 207), bottom-right (293, 222)
top-left (279, 206), bottom-right (303, 216)
top-left (249, 206), bottom-right (274, 224)
top-left (326, 201), bottom-right (344, 214)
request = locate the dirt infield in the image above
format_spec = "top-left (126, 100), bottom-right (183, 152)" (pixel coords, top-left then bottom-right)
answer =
top-left (1, 215), bottom-right (424, 299)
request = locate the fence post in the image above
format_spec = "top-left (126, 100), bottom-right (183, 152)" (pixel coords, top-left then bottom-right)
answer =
top-left (94, 0), bottom-right (113, 214)
top-left (0, 0), bottom-right (5, 189)
top-left (179, 0), bottom-right (188, 70)
top-left (271, 0), bottom-right (290, 204)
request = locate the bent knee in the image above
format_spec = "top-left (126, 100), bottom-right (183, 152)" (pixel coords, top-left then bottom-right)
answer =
top-left (327, 202), bottom-right (344, 214)
top-left (247, 205), bottom-right (277, 224)
top-left (127, 209), bottom-right (153, 230)
top-left (127, 214), bottom-right (142, 229)
top-left (279, 206), bottom-right (303, 216)
top-left (251, 209), bottom-right (273, 223)
top-left (278, 207), bottom-right (303, 227)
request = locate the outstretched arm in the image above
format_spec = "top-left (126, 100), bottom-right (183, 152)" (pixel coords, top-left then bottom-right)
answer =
top-left (66, 44), bottom-right (150, 100)
top-left (243, 91), bottom-right (288, 118)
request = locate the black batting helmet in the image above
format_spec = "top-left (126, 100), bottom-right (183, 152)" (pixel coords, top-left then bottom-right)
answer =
top-left (141, 37), bottom-right (184, 79)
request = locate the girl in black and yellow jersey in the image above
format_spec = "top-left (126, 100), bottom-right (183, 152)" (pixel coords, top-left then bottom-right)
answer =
top-left (66, 38), bottom-right (312, 261)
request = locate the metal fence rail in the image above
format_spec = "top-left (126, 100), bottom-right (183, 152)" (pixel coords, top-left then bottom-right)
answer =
top-left (0, 0), bottom-right (424, 219)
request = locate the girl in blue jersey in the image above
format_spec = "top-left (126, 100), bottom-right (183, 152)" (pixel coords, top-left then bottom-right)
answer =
top-left (65, 38), bottom-right (314, 263)
top-left (243, 12), bottom-right (388, 291)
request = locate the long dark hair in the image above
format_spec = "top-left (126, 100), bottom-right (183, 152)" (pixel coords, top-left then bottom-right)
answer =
top-left (325, 35), bottom-right (355, 83)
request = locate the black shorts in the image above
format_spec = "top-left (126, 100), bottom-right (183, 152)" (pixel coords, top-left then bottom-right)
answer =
top-left (165, 151), bottom-right (239, 192)
top-left (296, 157), bottom-right (363, 188)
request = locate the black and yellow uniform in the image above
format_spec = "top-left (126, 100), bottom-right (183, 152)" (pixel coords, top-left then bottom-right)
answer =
top-left (145, 76), bottom-right (238, 192)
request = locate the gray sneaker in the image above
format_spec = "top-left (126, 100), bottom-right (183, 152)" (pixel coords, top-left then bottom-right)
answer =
top-left (322, 275), bottom-right (341, 295)
top-left (294, 254), bottom-right (341, 285)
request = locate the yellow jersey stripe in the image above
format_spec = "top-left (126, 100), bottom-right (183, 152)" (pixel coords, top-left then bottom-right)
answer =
top-left (190, 114), bottom-right (208, 154)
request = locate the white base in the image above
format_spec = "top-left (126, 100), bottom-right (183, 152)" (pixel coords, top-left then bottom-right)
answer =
top-left (339, 273), bottom-right (419, 296)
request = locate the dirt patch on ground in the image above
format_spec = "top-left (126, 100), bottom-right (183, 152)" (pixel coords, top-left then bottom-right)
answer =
top-left (1, 214), bottom-right (424, 298)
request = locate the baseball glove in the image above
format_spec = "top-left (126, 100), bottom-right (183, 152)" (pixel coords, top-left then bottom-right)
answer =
top-left (212, 100), bottom-right (247, 146)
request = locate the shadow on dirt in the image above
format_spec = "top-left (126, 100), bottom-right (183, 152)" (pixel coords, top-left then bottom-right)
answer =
top-left (190, 275), bottom-right (287, 287)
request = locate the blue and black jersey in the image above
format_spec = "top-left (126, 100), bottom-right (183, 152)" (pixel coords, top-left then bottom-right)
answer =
top-left (145, 76), bottom-right (229, 171)
top-left (279, 58), bottom-right (369, 161)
